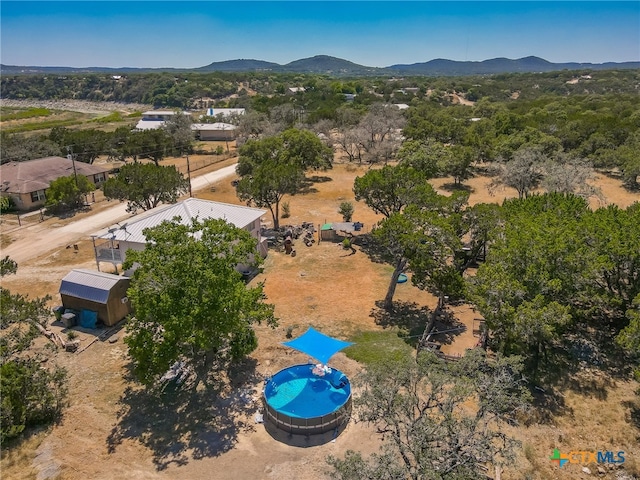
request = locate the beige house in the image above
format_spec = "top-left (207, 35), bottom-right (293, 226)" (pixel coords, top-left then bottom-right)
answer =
top-left (91, 198), bottom-right (267, 272)
top-left (0, 156), bottom-right (110, 211)
top-left (192, 122), bottom-right (237, 141)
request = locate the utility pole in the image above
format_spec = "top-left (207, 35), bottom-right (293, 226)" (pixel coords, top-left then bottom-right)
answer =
top-left (186, 153), bottom-right (193, 197)
top-left (67, 147), bottom-right (79, 186)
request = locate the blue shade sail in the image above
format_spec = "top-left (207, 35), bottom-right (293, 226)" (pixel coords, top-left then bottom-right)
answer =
top-left (282, 327), bottom-right (353, 365)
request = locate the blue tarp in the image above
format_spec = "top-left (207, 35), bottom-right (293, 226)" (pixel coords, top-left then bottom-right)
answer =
top-left (282, 327), bottom-right (353, 365)
top-left (80, 309), bottom-right (98, 329)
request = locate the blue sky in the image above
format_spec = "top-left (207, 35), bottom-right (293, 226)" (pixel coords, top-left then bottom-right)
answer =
top-left (1, 2), bottom-right (638, 68)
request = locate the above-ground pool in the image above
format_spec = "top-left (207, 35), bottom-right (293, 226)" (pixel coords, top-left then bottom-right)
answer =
top-left (263, 364), bottom-right (352, 435)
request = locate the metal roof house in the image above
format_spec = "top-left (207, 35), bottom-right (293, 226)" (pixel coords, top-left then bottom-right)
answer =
top-left (59, 269), bottom-right (131, 327)
top-left (135, 110), bottom-right (192, 131)
top-left (91, 198), bottom-right (267, 271)
top-left (192, 122), bottom-right (237, 141)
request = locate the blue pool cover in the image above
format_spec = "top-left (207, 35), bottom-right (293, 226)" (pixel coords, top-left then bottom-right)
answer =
top-left (282, 327), bottom-right (353, 365)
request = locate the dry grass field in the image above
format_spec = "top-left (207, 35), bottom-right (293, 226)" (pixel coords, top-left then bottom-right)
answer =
top-left (1, 159), bottom-right (639, 480)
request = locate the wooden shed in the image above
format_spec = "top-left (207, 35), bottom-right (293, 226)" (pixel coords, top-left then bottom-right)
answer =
top-left (59, 269), bottom-right (131, 327)
top-left (320, 222), bottom-right (364, 241)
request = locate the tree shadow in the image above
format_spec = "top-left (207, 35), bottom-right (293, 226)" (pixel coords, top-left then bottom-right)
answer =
top-left (52, 204), bottom-right (92, 219)
top-left (106, 358), bottom-right (261, 470)
top-left (522, 325), bottom-right (634, 423)
top-left (370, 300), bottom-right (431, 345)
top-left (339, 245), bottom-right (357, 257)
top-left (439, 182), bottom-right (475, 193)
top-left (298, 174), bottom-right (333, 195)
top-left (523, 387), bottom-right (574, 426)
top-left (427, 313), bottom-right (467, 346)
top-left (622, 399), bottom-right (640, 435)
top-left (296, 184), bottom-right (319, 195)
top-left (357, 234), bottom-right (390, 265)
top-left (306, 175), bottom-right (333, 184)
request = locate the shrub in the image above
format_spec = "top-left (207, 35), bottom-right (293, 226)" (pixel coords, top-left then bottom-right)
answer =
top-left (282, 201), bottom-right (291, 218)
top-left (342, 237), bottom-right (352, 249)
top-left (0, 359), bottom-right (68, 445)
top-left (0, 196), bottom-right (15, 213)
top-left (45, 175), bottom-right (95, 214)
top-left (285, 325), bottom-right (295, 339)
top-left (338, 201), bottom-right (354, 222)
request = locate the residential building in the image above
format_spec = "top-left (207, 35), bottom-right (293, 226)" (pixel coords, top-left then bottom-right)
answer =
top-left (91, 198), bottom-right (267, 271)
top-left (0, 156), bottom-right (110, 211)
top-left (192, 123), bottom-right (237, 141)
top-left (135, 110), bottom-right (192, 131)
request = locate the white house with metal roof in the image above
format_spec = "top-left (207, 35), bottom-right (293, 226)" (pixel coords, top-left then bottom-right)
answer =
top-left (91, 198), bottom-right (267, 271)
top-left (135, 110), bottom-right (192, 131)
top-left (135, 110), bottom-right (239, 141)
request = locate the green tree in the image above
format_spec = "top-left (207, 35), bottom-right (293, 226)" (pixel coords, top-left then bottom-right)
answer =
top-left (469, 193), bottom-right (591, 374)
top-left (0, 256), bottom-right (18, 277)
top-left (395, 139), bottom-right (441, 178)
top-left (163, 111), bottom-right (194, 156)
top-left (0, 132), bottom-right (59, 164)
top-left (122, 218), bottom-right (277, 389)
top-left (353, 165), bottom-right (437, 219)
top-left (617, 293), bottom-right (640, 380)
top-left (373, 204), bottom-right (461, 311)
top-left (614, 133), bottom-right (640, 189)
top-left (132, 129), bottom-right (172, 165)
top-left (582, 203), bottom-right (640, 318)
top-left (102, 163), bottom-right (189, 213)
top-left (0, 258), bottom-right (67, 444)
top-left (236, 129), bottom-right (332, 229)
top-left (338, 201), bottom-right (354, 222)
top-left (49, 128), bottom-right (109, 164)
top-left (45, 174), bottom-right (95, 213)
top-left (439, 145), bottom-right (474, 185)
top-left (328, 349), bottom-right (530, 480)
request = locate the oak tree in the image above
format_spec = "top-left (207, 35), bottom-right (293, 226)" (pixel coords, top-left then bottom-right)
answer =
top-left (328, 349), bottom-right (530, 480)
top-left (102, 162), bottom-right (189, 213)
top-left (236, 129), bottom-right (332, 229)
top-left (123, 218), bottom-right (277, 389)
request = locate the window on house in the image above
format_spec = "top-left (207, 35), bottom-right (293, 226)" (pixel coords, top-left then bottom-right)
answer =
top-left (30, 190), bottom-right (46, 202)
top-left (94, 172), bottom-right (106, 184)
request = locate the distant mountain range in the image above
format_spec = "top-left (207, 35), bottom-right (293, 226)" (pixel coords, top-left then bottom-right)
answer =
top-left (2, 55), bottom-right (639, 76)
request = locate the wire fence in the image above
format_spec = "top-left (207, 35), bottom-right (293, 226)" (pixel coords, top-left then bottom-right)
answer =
top-left (173, 154), bottom-right (234, 175)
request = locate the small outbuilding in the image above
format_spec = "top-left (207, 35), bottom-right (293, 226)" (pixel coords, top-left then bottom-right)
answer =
top-left (320, 222), bottom-right (364, 241)
top-left (59, 269), bottom-right (131, 327)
